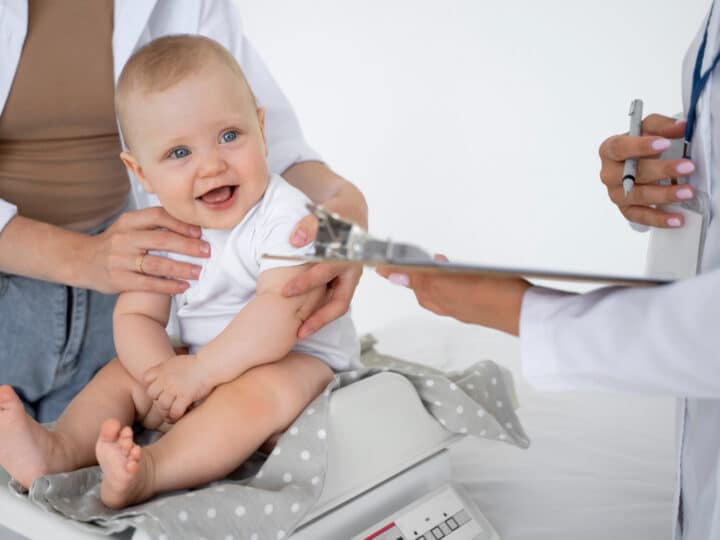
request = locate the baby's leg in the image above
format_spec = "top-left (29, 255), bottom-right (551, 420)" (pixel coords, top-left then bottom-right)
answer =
top-left (0, 358), bottom-right (153, 489)
top-left (96, 352), bottom-right (333, 507)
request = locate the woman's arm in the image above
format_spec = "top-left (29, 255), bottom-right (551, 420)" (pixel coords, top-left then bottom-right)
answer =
top-left (0, 209), bottom-right (208, 294)
top-left (377, 262), bottom-right (531, 336)
top-left (379, 261), bottom-right (720, 398)
top-left (0, 215), bottom-right (95, 287)
top-left (283, 160), bottom-right (368, 229)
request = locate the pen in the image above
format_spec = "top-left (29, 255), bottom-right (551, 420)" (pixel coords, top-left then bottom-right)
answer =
top-left (623, 98), bottom-right (643, 196)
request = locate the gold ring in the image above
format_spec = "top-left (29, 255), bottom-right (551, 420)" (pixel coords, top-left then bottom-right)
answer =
top-left (135, 253), bottom-right (146, 275)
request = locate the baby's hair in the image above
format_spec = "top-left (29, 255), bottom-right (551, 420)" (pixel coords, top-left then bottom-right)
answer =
top-left (115, 34), bottom-right (255, 147)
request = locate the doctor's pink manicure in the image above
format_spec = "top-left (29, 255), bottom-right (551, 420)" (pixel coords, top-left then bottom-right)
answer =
top-left (651, 138), bottom-right (672, 152)
top-left (388, 273), bottom-right (410, 287)
top-left (676, 187), bottom-right (694, 200)
top-left (677, 162), bottom-right (695, 175)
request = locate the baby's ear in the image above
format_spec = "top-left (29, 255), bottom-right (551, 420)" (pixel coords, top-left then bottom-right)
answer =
top-left (120, 152), bottom-right (154, 194)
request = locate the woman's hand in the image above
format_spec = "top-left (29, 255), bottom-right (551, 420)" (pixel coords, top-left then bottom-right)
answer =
top-left (282, 212), bottom-right (363, 339)
top-left (279, 161), bottom-right (368, 338)
top-left (599, 114), bottom-right (696, 228)
top-left (84, 207), bottom-right (210, 294)
top-left (376, 255), bottom-right (531, 336)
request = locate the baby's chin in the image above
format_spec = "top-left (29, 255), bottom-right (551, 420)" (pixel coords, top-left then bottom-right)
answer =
top-left (194, 203), bottom-right (257, 230)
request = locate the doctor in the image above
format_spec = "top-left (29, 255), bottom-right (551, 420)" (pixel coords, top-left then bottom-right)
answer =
top-left (0, 0), bottom-right (366, 421)
top-left (377, 4), bottom-right (720, 540)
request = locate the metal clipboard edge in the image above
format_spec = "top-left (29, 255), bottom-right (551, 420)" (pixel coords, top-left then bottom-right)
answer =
top-left (262, 254), bottom-right (671, 287)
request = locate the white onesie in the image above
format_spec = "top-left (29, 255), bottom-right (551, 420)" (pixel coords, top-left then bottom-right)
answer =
top-left (166, 174), bottom-right (360, 371)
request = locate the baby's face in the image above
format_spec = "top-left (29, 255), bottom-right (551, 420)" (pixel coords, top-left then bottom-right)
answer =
top-left (121, 65), bottom-right (268, 229)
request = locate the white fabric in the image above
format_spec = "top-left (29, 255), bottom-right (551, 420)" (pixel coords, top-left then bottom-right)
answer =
top-left (0, 0), bottom-right (322, 230)
top-left (168, 175), bottom-right (359, 371)
top-left (519, 4), bottom-right (720, 540)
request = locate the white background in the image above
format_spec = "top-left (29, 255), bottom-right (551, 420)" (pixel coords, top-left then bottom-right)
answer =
top-left (238, 0), bottom-right (710, 334)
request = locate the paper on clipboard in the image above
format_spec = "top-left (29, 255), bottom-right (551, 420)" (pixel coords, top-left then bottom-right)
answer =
top-left (262, 204), bottom-right (670, 287)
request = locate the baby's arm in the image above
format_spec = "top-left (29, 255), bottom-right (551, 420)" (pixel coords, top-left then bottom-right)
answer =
top-left (113, 291), bottom-right (174, 383)
top-left (196, 264), bottom-right (325, 388)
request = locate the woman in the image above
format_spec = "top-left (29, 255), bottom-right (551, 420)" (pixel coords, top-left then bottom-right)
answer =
top-left (378, 4), bottom-right (720, 539)
top-left (0, 0), bottom-right (366, 421)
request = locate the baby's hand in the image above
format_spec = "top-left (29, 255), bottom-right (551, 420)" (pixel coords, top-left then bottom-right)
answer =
top-left (143, 354), bottom-right (209, 422)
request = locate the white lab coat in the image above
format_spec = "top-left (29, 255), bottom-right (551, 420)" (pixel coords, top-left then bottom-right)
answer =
top-left (520, 5), bottom-right (720, 540)
top-left (0, 0), bottom-right (320, 232)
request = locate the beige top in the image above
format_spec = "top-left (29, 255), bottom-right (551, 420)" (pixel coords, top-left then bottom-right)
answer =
top-left (0, 0), bottom-right (129, 232)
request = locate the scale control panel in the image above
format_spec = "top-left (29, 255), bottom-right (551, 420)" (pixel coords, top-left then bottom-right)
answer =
top-left (353, 484), bottom-right (499, 540)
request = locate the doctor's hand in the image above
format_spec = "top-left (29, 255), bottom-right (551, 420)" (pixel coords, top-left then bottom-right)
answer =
top-left (599, 114), bottom-right (696, 228)
top-left (376, 255), bottom-right (532, 336)
top-left (282, 212), bottom-right (363, 339)
top-left (84, 207), bottom-right (210, 295)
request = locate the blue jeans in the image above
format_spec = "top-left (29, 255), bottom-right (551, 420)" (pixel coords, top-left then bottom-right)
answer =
top-left (0, 227), bottom-right (118, 423)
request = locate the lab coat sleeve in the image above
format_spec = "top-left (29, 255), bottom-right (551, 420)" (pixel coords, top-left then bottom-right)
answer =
top-left (519, 271), bottom-right (720, 398)
top-left (196, 0), bottom-right (323, 175)
top-left (0, 198), bottom-right (17, 233)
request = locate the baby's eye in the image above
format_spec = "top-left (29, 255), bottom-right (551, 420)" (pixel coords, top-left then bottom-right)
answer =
top-left (220, 130), bottom-right (238, 143)
top-left (169, 147), bottom-right (190, 160)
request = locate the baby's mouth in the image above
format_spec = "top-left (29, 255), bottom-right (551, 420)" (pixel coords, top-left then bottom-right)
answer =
top-left (198, 185), bottom-right (236, 205)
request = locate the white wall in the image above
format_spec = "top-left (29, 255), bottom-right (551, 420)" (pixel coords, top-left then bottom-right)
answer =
top-left (237, 0), bottom-right (709, 334)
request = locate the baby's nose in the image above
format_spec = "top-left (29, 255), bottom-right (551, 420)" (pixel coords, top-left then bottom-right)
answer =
top-left (197, 149), bottom-right (228, 178)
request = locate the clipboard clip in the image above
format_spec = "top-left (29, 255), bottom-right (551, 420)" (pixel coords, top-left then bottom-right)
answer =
top-left (307, 203), bottom-right (433, 263)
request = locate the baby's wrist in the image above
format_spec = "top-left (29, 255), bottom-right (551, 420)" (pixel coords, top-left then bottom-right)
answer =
top-left (193, 350), bottom-right (224, 391)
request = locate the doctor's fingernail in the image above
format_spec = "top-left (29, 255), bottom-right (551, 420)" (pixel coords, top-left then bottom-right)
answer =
top-left (676, 187), bottom-right (694, 200)
top-left (667, 217), bottom-right (683, 227)
top-left (651, 138), bottom-right (671, 151)
top-left (200, 243), bottom-right (210, 254)
top-left (676, 162), bottom-right (695, 175)
top-left (388, 273), bottom-right (410, 287)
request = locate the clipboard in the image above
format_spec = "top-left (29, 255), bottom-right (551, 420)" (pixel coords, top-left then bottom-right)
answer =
top-left (262, 205), bottom-right (671, 288)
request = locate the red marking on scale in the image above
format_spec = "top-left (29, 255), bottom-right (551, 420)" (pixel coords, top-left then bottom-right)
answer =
top-left (364, 521), bottom-right (396, 540)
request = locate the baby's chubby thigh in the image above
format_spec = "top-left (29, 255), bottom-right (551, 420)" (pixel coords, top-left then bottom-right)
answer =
top-left (212, 353), bottom-right (334, 433)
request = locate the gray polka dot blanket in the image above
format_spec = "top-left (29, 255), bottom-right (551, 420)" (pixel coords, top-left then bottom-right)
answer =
top-left (9, 335), bottom-right (529, 539)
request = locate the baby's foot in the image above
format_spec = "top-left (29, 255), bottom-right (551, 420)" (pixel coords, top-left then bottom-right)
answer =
top-left (0, 385), bottom-right (55, 489)
top-left (96, 419), bottom-right (153, 508)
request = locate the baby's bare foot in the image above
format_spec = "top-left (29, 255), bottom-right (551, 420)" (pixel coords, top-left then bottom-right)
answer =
top-left (0, 385), bottom-right (56, 489)
top-left (96, 419), bottom-right (153, 508)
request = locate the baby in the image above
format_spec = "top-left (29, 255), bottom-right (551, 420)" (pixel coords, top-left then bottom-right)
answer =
top-left (0, 34), bottom-right (359, 508)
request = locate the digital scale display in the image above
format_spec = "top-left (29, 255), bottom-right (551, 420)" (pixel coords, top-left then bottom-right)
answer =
top-left (354, 484), bottom-right (499, 540)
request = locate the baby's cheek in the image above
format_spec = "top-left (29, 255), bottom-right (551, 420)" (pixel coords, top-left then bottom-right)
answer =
top-left (162, 194), bottom-right (197, 224)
